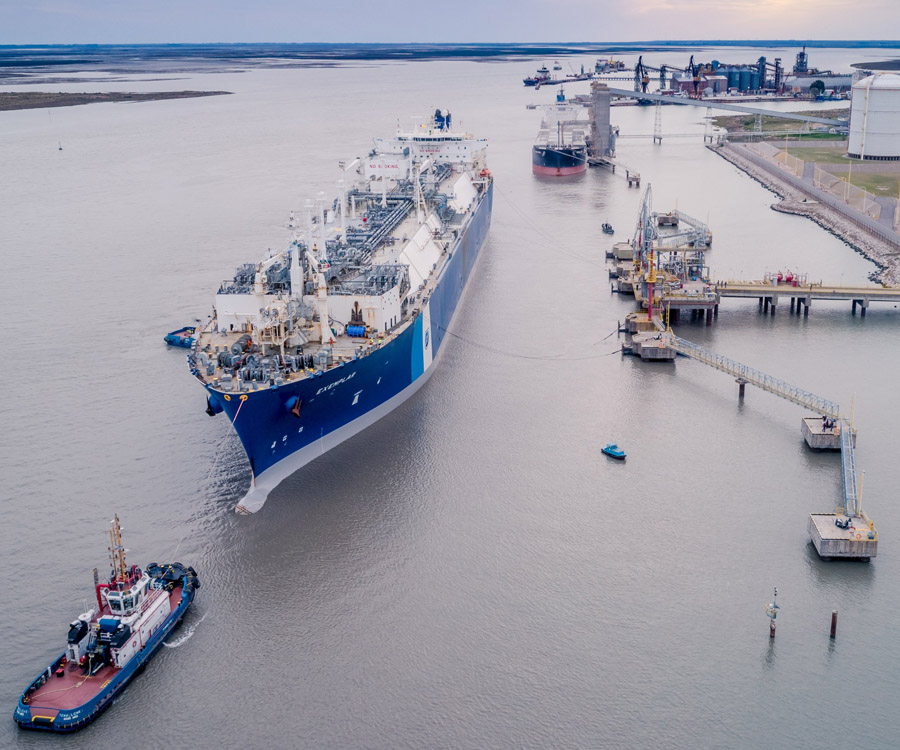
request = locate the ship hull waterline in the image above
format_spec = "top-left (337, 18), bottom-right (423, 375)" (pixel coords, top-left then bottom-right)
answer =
top-left (532, 146), bottom-right (587, 177)
top-left (210, 182), bottom-right (493, 515)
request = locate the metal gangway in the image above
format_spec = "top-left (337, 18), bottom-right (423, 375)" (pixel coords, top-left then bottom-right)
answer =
top-left (839, 418), bottom-right (859, 517)
top-left (605, 87), bottom-right (845, 126)
top-left (654, 209), bottom-right (712, 249)
top-left (663, 332), bottom-right (861, 514)
top-left (665, 333), bottom-right (841, 418)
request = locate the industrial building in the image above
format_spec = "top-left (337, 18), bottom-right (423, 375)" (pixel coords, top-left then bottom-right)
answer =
top-left (659, 48), bottom-right (853, 97)
top-left (848, 73), bottom-right (900, 161)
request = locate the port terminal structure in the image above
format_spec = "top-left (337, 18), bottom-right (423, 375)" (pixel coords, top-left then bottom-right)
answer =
top-left (577, 81), bottom-right (844, 185)
top-left (646, 330), bottom-right (876, 561)
top-left (619, 318), bottom-right (876, 560)
top-left (610, 186), bottom-right (878, 558)
top-left (612, 186), bottom-right (900, 323)
top-left (604, 87), bottom-right (845, 127)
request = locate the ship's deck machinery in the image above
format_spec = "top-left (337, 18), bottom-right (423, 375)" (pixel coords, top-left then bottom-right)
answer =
top-left (189, 112), bottom-right (490, 396)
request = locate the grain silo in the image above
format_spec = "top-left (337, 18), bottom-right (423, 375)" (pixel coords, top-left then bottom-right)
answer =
top-left (848, 73), bottom-right (900, 160)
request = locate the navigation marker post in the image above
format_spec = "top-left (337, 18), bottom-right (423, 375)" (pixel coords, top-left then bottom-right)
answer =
top-left (765, 587), bottom-right (779, 638)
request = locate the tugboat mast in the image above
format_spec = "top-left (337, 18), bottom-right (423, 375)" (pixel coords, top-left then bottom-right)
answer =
top-left (108, 515), bottom-right (128, 583)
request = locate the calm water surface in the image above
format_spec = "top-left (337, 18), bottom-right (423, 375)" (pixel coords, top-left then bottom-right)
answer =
top-left (2, 48), bottom-right (899, 749)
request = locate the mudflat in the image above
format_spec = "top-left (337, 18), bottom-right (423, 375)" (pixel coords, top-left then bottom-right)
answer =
top-left (0, 91), bottom-right (231, 112)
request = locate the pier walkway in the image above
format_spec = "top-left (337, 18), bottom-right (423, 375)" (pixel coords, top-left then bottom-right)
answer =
top-left (661, 331), bottom-right (873, 555)
top-left (840, 418), bottom-right (859, 517)
top-left (606, 88), bottom-right (845, 126)
top-left (713, 280), bottom-right (900, 315)
top-left (664, 332), bottom-right (842, 419)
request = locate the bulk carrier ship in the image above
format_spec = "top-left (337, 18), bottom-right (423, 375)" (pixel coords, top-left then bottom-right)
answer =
top-left (187, 110), bottom-right (492, 514)
top-left (532, 89), bottom-right (588, 176)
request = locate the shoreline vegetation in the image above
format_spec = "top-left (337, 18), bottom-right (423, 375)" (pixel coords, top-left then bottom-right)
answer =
top-left (711, 143), bottom-right (900, 285)
top-left (0, 91), bottom-right (232, 112)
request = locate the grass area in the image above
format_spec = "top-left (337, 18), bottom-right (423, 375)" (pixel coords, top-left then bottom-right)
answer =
top-left (847, 173), bottom-right (900, 196)
top-left (784, 146), bottom-right (852, 164)
top-left (780, 147), bottom-right (900, 195)
top-left (713, 108), bottom-right (849, 134)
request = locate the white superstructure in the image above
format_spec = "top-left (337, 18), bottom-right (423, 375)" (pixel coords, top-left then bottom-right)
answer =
top-left (206, 111), bottom-right (488, 361)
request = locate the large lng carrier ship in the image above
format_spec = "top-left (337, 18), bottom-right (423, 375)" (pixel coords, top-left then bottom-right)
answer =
top-left (188, 110), bottom-right (492, 513)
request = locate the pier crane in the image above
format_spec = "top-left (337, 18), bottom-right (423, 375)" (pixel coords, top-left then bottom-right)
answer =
top-left (633, 56), bottom-right (701, 96)
top-left (633, 56), bottom-right (684, 95)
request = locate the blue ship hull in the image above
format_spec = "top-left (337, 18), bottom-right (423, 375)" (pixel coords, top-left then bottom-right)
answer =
top-left (213, 182), bottom-right (493, 513)
top-left (14, 585), bottom-right (197, 733)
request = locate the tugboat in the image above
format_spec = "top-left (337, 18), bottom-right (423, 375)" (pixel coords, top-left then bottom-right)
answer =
top-left (14, 516), bottom-right (199, 733)
top-left (601, 443), bottom-right (626, 460)
top-left (602, 223), bottom-right (614, 235)
top-left (523, 65), bottom-right (552, 87)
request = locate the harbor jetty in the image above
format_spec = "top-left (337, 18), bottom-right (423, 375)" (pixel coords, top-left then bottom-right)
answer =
top-left (710, 141), bottom-right (900, 285)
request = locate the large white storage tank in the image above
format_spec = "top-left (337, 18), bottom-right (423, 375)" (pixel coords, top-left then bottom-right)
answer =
top-left (848, 73), bottom-right (900, 160)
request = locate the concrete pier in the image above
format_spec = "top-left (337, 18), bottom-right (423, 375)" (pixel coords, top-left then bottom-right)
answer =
top-left (802, 417), bottom-right (856, 450)
top-left (622, 311), bottom-right (660, 334)
top-left (809, 513), bottom-right (877, 560)
top-left (606, 242), bottom-right (634, 261)
top-left (625, 332), bottom-right (677, 361)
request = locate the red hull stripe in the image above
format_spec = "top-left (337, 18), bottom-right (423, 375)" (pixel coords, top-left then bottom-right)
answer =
top-left (532, 164), bottom-right (587, 176)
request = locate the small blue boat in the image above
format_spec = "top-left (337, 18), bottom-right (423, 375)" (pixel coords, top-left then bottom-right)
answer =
top-left (601, 443), bottom-right (626, 460)
top-left (164, 326), bottom-right (196, 348)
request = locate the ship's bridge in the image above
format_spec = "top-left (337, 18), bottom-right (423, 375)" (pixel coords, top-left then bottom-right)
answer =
top-left (106, 574), bottom-right (151, 617)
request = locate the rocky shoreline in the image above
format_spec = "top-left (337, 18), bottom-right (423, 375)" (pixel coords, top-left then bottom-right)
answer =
top-left (710, 143), bottom-right (900, 286)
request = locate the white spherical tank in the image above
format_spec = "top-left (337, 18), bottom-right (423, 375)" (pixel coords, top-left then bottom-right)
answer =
top-left (848, 73), bottom-right (900, 160)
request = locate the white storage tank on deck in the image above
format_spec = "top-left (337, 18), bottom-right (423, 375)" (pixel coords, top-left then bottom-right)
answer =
top-left (848, 73), bottom-right (900, 160)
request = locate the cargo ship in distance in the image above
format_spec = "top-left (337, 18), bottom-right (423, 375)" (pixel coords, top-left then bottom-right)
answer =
top-left (188, 110), bottom-right (493, 514)
top-left (532, 88), bottom-right (588, 176)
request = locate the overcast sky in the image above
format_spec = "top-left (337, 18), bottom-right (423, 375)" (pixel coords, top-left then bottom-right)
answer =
top-left (1, 0), bottom-right (897, 44)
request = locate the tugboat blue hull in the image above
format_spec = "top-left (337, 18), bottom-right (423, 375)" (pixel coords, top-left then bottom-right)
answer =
top-left (14, 584), bottom-right (197, 733)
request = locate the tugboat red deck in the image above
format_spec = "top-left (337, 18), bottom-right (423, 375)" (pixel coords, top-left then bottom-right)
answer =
top-left (22, 587), bottom-right (184, 717)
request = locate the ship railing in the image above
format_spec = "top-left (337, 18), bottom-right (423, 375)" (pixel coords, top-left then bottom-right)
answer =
top-left (140, 586), bottom-right (166, 613)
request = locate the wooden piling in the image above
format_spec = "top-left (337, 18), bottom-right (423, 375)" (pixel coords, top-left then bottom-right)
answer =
top-left (830, 610), bottom-right (837, 638)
